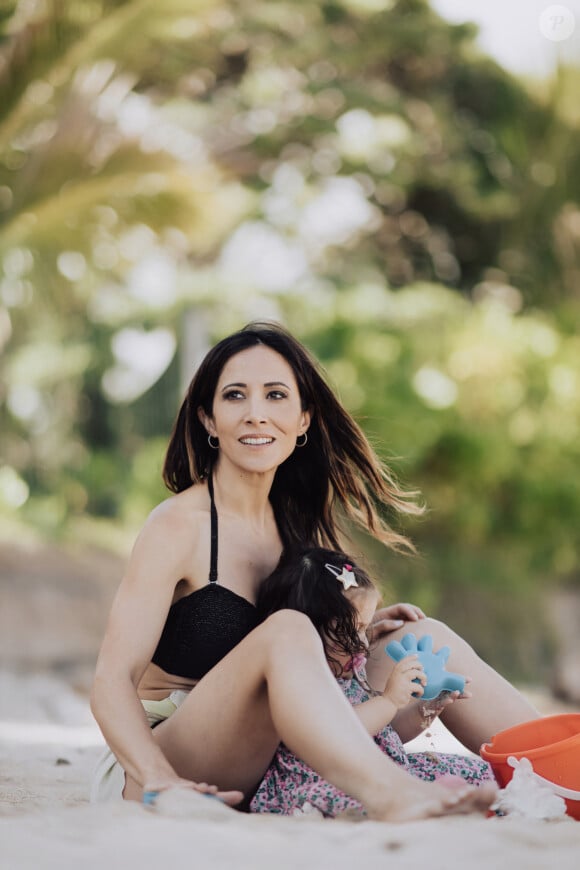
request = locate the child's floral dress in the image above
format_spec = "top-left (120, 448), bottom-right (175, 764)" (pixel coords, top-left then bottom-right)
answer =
top-left (249, 660), bottom-right (494, 818)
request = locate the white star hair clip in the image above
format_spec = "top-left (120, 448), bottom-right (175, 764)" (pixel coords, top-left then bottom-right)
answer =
top-left (325, 562), bottom-right (359, 591)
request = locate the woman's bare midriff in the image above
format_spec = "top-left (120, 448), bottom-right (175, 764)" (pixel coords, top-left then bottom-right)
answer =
top-left (138, 660), bottom-right (199, 701)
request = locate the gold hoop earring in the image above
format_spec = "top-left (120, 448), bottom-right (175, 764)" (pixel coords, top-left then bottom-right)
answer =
top-left (296, 433), bottom-right (308, 448)
top-left (208, 435), bottom-right (219, 449)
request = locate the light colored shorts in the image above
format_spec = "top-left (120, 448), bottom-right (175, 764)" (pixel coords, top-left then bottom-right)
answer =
top-left (90, 690), bottom-right (189, 803)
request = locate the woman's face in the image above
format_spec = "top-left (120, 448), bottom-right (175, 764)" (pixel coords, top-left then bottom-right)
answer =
top-left (199, 345), bottom-right (310, 475)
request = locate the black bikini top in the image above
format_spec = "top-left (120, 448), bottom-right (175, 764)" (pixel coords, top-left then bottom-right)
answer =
top-left (151, 475), bottom-right (260, 680)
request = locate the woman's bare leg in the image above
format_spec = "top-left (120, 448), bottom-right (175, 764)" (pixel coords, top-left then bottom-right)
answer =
top-left (366, 617), bottom-right (539, 754)
top-left (123, 610), bottom-right (496, 821)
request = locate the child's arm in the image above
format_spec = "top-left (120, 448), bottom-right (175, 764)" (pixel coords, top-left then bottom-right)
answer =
top-left (352, 655), bottom-right (426, 736)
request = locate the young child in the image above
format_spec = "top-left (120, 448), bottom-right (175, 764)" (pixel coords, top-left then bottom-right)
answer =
top-left (250, 547), bottom-right (494, 817)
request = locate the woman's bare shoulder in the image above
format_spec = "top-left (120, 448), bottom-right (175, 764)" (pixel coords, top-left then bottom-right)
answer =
top-left (132, 485), bottom-right (209, 563)
top-left (148, 485), bottom-right (207, 525)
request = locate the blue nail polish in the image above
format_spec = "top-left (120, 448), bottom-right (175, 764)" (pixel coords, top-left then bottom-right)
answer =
top-left (142, 790), bottom-right (159, 806)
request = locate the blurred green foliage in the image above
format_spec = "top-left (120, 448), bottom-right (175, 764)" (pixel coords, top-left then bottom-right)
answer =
top-left (284, 286), bottom-right (579, 679)
top-left (1, 0), bottom-right (579, 677)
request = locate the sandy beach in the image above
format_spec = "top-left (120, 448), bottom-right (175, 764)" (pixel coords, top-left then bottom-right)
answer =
top-left (1, 668), bottom-right (579, 870)
top-left (1, 538), bottom-right (579, 868)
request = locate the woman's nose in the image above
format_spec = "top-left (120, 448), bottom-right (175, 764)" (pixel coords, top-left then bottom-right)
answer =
top-left (244, 398), bottom-right (268, 423)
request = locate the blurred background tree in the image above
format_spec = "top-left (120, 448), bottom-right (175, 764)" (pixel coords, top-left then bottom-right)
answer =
top-left (1, 0), bottom-right (579, 680)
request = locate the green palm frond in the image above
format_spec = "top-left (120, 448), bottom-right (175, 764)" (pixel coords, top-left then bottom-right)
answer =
top-left (0, 0), bottom-right (218, 152)
top-left (0, 0), bottom-right (241, 308)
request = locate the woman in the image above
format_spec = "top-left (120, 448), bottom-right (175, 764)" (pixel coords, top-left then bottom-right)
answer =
top-left (90, 321), bottom-right (535, 820)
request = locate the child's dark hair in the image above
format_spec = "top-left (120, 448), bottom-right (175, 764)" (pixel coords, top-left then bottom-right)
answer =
top-left (257, 547), bottom-right (378, 678)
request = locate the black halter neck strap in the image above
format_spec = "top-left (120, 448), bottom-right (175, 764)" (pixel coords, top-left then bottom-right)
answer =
top-left (207, 473), bottom-right (218, 584)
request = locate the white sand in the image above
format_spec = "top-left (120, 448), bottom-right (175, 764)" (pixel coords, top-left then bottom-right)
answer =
top-left (1, 671), bottom-right (579, 870)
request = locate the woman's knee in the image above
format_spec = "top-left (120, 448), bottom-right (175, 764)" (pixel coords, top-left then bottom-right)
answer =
top-left (260, 609), bottom-right (324, 651)
top-left (411, 617), bottom-right (478, 659)
top-left (415, 617), bottom-right (453, 639)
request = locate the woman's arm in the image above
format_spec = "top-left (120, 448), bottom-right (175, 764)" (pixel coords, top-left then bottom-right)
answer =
top-left (90, 503), bottom-right (198, 791)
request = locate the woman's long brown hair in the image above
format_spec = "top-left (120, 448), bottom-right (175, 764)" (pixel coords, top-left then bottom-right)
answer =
top-left (163, 321), bottom-right (423, 552)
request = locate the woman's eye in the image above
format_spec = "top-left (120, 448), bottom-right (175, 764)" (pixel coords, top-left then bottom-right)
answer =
top-left (223, 390), bottom-right (244, 400)
top-left (267, 390), bottom-right (288, 400)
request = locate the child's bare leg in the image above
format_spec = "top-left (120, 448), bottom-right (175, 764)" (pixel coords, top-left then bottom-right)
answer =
top-left (124, 610), bottom-right (496, 820)
top-left (366, 617), bottom-right (539, 754)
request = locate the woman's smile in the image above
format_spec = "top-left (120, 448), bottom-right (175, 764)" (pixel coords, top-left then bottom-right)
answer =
top-left (199, 345), bottom-right (310, 470)
top-left (239, 435), bottom-right (276, 447)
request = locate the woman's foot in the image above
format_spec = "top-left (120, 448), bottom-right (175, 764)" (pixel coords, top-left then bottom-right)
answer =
top-left (366, 777), bottom-right (497, 822)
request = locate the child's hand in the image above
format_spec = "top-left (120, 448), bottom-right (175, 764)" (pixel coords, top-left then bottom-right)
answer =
top-left (418, 678), bottom-right (473, 728)
top-left (383, 654), bottom-right (426, 709)
top-left (385, 633), bottom-right (465, 700)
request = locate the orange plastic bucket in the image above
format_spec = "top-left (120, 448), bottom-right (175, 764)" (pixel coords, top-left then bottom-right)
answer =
top-left (480, 713), bottom-right (580, 820)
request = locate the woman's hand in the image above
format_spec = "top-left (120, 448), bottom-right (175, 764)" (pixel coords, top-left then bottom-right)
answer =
top-left (143, 776), bottom-right (244, 807)
top-left (383, 655), bottom-right (426, 710)
top-left (367, 602), bottom-right (426, 643)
